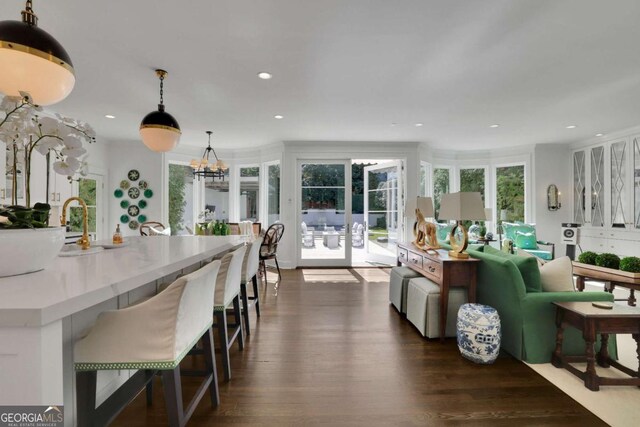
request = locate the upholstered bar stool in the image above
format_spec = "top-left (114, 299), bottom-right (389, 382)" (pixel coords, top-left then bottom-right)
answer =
top-left (74, 260), bottom-right (221, 427)
top-left (214, 245), bottom-right (247, 381)
top-left (389, 266), bottom-right (421, 314)
top-left (240, 237), bottom-right (263, 335)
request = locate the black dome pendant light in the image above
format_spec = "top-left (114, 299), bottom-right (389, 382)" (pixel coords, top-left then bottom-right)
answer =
top-left (0, 0), bottom-right (75, 105)
top-left (139, 69), bottom-right (181, 152)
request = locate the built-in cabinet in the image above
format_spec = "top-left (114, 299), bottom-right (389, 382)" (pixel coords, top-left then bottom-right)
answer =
top-left (573, 137), bottom-right (640, 257)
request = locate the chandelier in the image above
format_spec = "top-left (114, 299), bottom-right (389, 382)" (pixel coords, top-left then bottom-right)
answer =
top-left (191, 131), bottom-right (228, 181)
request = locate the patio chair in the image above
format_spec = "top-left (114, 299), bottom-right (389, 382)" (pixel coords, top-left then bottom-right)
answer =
top-left (352, 223), bottom-right (365, 247)
top-left (301, 222), bottom-right (315, 248)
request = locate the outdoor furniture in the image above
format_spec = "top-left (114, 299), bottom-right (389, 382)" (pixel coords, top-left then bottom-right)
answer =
top-left (301, 222), bottom-right (315, 247)
top-left (323, 231), bottom-right (340, 248)
top-left (407, 277), bottom-right (468, 338)
top-left (260, 223), bottom-right (285, 284)
top-left (457, 303), bottom-right (501, 364)
top-left (352, 223), bottom-right (364, 247)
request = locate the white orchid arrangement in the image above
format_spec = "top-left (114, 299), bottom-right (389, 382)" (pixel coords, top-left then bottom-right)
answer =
top-left (0, 93), bottom-right (96, 208)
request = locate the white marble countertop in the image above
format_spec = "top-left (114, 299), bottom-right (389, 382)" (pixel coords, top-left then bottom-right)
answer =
top-left (0, 236), bottom-right (244, 327)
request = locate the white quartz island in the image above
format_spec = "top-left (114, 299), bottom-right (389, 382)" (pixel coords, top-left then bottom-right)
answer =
top-left (0, 235), bottom-right (244, 425)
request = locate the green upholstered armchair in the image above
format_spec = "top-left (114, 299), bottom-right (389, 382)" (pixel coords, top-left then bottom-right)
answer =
top-left (458, 245), bottom-right (616, 364)
top-left (501, 222), bottom-right (555, 261)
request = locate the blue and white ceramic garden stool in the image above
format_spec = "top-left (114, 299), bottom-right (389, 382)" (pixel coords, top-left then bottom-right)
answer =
top-left (456, 303), bottom-right (501, 364)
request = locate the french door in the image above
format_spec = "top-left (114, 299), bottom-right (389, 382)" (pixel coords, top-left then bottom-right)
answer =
top-left (363, 161), bottom-right (403, 265)
top-left (298, 160), bottom-right (352, 266)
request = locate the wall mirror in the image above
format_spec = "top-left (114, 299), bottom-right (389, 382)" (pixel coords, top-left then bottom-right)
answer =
top-left (547, 184), bottom-right (561, 211)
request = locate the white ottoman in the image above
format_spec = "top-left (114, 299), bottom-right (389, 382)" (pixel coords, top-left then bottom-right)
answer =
top-left (456, 303), bottom-right (501, 364)
top-left (406, 277), bottom-right (468, 338)
top-left (389, 267), bottom-right (422, 314)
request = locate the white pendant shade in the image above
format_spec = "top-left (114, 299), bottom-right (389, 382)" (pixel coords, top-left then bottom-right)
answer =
top-left (139, 127), bottom-right (181, 153)
top-left (0, 48), bottom-right (75, 105)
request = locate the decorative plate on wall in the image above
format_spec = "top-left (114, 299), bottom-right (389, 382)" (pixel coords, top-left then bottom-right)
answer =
top-left (114, 189), bottom-right (123, 198)
top-left (128, 169), bottom-right (140, 181)
top-left (129, 220), bottom-right (139, 230)
top-left (120, 214), bottom-right (129, 223)
top-left (138, 180), bottom-right (149, 189)
top-left (138, 214), bottom-right (147, 223)
top-left (144, 189), bottom-right (153, 198)
top-left (128, 187), bottom-right (140, 199)
top-left (138, 200), bottom-right (147, 209)
top-left (120, 200), bottom-right (129, 209)
top-left (119, 180), bottom-right (130, 190)
top-left (127, 205), bottom-right (140, 217)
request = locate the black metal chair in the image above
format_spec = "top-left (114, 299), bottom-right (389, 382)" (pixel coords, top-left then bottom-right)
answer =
top-left (259, 223), bottom-right (285, 285)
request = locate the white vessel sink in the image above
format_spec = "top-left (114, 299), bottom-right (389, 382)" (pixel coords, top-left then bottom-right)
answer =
top-left (58, 245), bottom-right (105, 257)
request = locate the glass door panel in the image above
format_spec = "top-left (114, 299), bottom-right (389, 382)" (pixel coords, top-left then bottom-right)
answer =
top-left (573, 151), bottom-right (586, 224)
top-left (591, 146), bottom-right (605, 227)
top-left (634, 137), bottom-right (640, 229)
top-left (299, 161), bottom-right (351, 266)
top-left (610, 141), bottom-right (627, 227)
top-left (364, 161), bottom-right (402, 265)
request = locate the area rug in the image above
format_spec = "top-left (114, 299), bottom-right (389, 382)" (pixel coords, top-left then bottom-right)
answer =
top-left (527, 332), bottom-right (639, 427)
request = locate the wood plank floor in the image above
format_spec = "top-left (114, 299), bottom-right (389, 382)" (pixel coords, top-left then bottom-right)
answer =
top-left (113, 268), bottom-right (605, 426)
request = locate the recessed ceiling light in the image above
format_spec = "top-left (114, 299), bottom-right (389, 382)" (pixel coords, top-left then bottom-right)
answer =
top-left (391, 123), bottom-right (397, 127)
top-left (489, 124), bottom-right (499, 128)
top-left (258, 72), bottom-right (272, 80)
top-left (105, 114), bottom-right (115, 119)
top-left (274, 115), bottom-right (283, 119)
top-left (595, 133), bottom-right (604, 137)
top-left (566, 125), bottom-right (577, 129)
top-left (415, 123), bottom-right (423, 127)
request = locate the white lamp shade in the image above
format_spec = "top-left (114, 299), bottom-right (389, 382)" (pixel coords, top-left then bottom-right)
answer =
top-left (0, 48), bottom-right (75, 105)
top-left (139, 127), bottom-right (181, 153)
top-left (438, 192), bottom-right (486, 221)
top-left (417, 197), bottom-right (434, 217)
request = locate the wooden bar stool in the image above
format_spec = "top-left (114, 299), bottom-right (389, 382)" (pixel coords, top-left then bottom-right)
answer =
top-left (214, 246), bottom-right (247, 381)
top-left (74, 260), bottom-right (221, 427)
top-left (240, 237), bottom-right (263, 335)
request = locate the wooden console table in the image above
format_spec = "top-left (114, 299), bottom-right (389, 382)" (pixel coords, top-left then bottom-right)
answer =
top-left (573, 262), bottom-right (640, 306)
top-left (397, 243), bottom-right (479, 341)
top-left (551, 301), bottom-right (640, 391)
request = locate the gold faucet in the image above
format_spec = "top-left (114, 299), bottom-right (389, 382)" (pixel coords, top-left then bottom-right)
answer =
top-left (60, 197), bottom-right (91, 250)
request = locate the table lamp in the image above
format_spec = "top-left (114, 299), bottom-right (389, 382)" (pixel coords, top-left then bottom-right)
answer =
top-left (438, 192), bottom-right (486, 259)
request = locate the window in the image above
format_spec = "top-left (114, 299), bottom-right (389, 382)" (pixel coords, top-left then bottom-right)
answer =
top-left (168, 164), bottom-right (195, 235)
top-left (204, 179), bottom-right (229, 222)
top-left (70, 177), bottom-right (97, 237)
top-left (459, 168), bottom-right (485, 201)
top-left (419, 161), bottom-right (432, 197)
top-left (433, 167), bottom-right (450, 219)
top-left (267, 163), bottom-right (280, 224)
top-left (240, 166), bottom-right (259, 222)
top-left (496, 165), bottom-right (525, 223)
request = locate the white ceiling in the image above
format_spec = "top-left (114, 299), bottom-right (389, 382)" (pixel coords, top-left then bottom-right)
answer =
top-left (3, 0), bottom-right (640, 150)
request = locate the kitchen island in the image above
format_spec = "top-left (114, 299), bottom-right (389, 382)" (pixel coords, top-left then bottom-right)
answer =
top-left (0, 235), bottom-right (244, 426)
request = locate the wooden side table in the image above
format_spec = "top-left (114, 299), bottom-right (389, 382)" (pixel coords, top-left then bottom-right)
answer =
top-left (573, 261), bottom-right (640, 306)
top-left (551, 301), bottom-right (640, 391)
top-left (397, 243), bottom-right (479, 341)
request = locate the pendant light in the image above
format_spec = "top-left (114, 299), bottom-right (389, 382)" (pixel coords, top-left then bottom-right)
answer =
top-left (0, 0), bottom-right (75, 105)
top-left (191, 131), bottom-right (228, 181)
top-left (139, 69), bottom-right (181, 152)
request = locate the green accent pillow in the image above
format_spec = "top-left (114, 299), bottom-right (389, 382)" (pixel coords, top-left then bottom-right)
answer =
top-left (501, 222), bottom-right (535, 241)
top-left (515, 231), bottom-right (538, 250)
top-left (485, 245), bottom-right (542, 293)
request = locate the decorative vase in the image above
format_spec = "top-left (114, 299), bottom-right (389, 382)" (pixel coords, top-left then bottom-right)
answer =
top-left (0, 227), bottom-right (65, 277)
top-left (456, 303), bottom-right (501, 364)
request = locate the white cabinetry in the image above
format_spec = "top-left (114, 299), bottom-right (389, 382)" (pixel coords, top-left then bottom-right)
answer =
top-left (573, 136), bottom-right (640, 256)
top-left (0, 147), bottom-right (6, 204)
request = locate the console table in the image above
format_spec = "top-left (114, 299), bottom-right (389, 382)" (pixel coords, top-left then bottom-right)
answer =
top-left (397, 243), bottom-right (479, 341)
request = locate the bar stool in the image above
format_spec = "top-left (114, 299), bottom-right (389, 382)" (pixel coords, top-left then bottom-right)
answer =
top-left (214, 245), bottom-right (247, 381)
top-left (240, 237), bottom-right (263, 335)
top-left (74, 260), bottom-right (221, 427)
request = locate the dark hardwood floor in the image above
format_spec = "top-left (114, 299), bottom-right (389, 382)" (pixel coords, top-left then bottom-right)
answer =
top-left (113, 268), bottom-right (605, 426)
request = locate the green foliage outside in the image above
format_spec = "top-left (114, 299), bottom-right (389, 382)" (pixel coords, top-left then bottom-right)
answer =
top-left (240, 166), bottom-right (260, 177)
top-left (595, 253), bottom-right (621, 270)
top-left (620, 257), bottom-right (640, 273)
top-left (268, 164), bottom-right (280, 216)
top-left (460, 168), bottom-right (485, 200)
top-left (578, 251), bottom-right (598, 265)
top-left (433, 168), bottom-right (449, 219)
top-left (168, 164), bottom-right (189, 235)
top-left (69, 178), bottom-right (97, 233)
top-left (496, 165), bottom-right (525, 223)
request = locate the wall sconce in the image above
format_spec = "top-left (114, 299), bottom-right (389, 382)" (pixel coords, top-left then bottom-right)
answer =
top-left (547, 184), bottom-right (561, 211)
